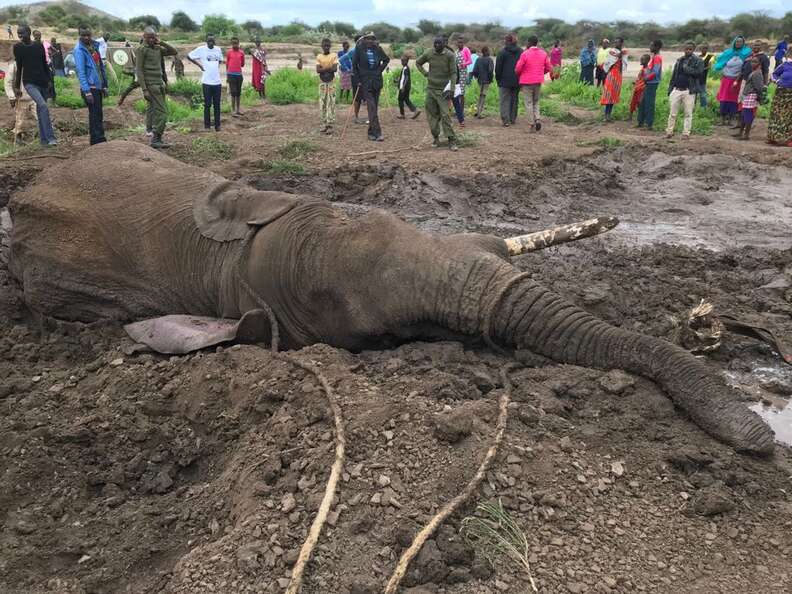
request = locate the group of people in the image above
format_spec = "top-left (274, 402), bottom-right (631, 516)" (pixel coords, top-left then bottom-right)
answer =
top-left (6, 23), bottom-right (792, 151)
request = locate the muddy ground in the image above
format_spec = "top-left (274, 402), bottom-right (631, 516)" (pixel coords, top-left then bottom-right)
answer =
top-left (1, 98), bottom-right (792, 594)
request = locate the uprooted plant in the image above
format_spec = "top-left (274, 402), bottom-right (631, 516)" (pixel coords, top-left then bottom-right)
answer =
top-left (461, 499), bottom-right (538, 593)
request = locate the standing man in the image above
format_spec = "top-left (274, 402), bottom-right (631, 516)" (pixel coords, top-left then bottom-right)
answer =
top-left (665, 41), bottom-right (704, 139)
top-left (225, 37), bottom-right (244, 117)
top-left (470, 45), bottom-right (493, 118)
top-left (774, 36), bottom-right (789, 70)
top-left (394, 54), bottom-right (420, 119)
top-left (74, 26), bottom-right (107, 145)
top-left (337, 40), bottom-right (352, 103)
top-left (136, 26), bottom-right (178, 148)
top-left (495, 33), bottom-right (521, 127)
top-left (188, 34), bottom-right (224, 132)
top-left (579, 40), bottom-right (596, 85)
top-left (416, 35), bottom-right (458, 151)
top-left (596, 39), bottom-right (610, 87)
top-left (50, 37), bottom-right (66, 77)
top-left (316, 37), bottom-right (338, 134)
top-left (697, 43), bottom-right (716, 108)
top-left (6, 25), bottom-right (12, 40)
top-left (13, 25), bottom-right (56, 146)
top-left (352, 33), bottom-right (389, 142)
top-left (514, 35), bottom-right (550, 132)
top-left (32, 30), bottom-right (51, 66)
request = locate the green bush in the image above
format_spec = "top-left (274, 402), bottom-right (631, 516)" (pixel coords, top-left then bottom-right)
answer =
top-left (191, 136), bottom-right (233, 160)
top-left (266, 68), bottom-right (319, 105)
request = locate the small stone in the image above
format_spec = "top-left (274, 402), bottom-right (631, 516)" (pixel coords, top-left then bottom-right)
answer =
top-left (580, 522), bottom-right (595, 532)
top-left (281, 493), bottom-right (296, 513)
top-left (599, 370), bottom-right (636, 395)
top-left (378, 474), bottom-right (391, 487)
top-left (610, 461), bottom-right (625, 477)
top-left (433, 409), bottom-right (473, 443)
top-left (277, 578), bottom-right (291, 589)
top-left (383, 430), bottom-right (395, 441)
top-left (109, 358), bottom-right (124, 367)
top-left (559, 436), bottom-right (574, 452)
top-left (692, 487), bottom-right (735, 516)
top-left (370, 493), bottom-right (382, 505)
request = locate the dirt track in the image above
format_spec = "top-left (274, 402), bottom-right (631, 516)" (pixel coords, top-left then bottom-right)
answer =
top-left (1, 98), bottom-right (792, 594)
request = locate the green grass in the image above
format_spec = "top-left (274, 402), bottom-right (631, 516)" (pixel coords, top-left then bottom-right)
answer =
top-left (455, 131), bottom-right (482, 148)
top-left (599, 136), bottom-right (624, 148)
top-left (277, 139), bottom-right (318, 159)
top-left (256, 159), bottom-right (306, 175)
top-left (190, 136), bottom-right (233, 160)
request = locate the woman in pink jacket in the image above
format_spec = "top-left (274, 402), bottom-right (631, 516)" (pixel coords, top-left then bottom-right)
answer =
top-left (514, 35), bottom-right (551, 131)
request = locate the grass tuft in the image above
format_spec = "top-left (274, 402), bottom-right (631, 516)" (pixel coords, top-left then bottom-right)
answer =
top-left (257, 159), bottom-right (306, 175)
top-left (461, 499), bottom-right (538, 592)
top-left (277, 139), bottom-right (318, 160)
top-left (191, 136), bottom-right (233, 160)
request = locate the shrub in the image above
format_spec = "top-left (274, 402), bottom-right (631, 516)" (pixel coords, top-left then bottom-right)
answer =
top-left (277, 140), bottom-right (318, 159)
top-left (191, 137), bottom-right (233, 160)
top-left (170, 11), bottom-right (198, 32)
top-left (266, 68), bottom-right (319, 105)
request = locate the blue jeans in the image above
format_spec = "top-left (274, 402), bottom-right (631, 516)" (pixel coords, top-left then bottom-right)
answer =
top-left (24, 83), bottom-right (56, 145)
top-left (699, 88), bottom-right (708, 109)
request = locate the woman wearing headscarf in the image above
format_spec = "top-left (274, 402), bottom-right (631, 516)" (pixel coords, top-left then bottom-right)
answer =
top-left (251, 38), bottom-right (270, 100)
top-left (714, 36), bottom-right (751, 125)
top-left (600, 37), bottom-right (628, 121)
top-left (767, 48), bottom-right (792, 147)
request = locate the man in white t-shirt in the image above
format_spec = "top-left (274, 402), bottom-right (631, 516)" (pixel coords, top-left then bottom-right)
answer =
top-left (188, 35), bottom-right (224, 131)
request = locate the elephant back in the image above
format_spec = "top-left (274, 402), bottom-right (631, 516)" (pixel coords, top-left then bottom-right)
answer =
top-left (8, 141), bottom-right (300, 321)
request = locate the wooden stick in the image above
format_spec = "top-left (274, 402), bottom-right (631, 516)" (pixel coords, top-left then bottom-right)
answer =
top-left (339, 84), bottom-right (361, 143)
top-left (384, 364), bottom-right (514, 594)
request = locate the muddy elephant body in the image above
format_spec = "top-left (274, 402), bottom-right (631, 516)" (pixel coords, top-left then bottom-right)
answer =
top-left (8, 141), bottom-right (775, 455)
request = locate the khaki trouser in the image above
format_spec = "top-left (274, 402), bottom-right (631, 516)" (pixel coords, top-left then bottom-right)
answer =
top-left (666, 88), bottom-right (696, 136)
top-left (144, 82), bottom-right (168, 136)
top-left (521, 83), bottom-right (541, 125)
top-left (425, 88), bottom-right (456, 142)
top-left (319, 82), bottom-right (336, 126)
top-left (476, 83), bottom-right (489, 117)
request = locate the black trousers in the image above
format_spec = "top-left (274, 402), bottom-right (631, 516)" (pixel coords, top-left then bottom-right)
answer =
top-left (398, 88), bottom-right (416, 115)
top-left (82, 88), bottom-right (106, 145)
top-left (203, 84), bottom-right (222, 130)
top-left (363, 85), bottom-right (381, 137)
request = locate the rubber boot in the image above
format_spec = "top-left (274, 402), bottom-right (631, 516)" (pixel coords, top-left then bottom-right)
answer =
top-left (150, 135), bottom-right (170, 149)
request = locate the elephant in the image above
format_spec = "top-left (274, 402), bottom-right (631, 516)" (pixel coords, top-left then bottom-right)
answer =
top-left (8, 141), bottom-right (774, 456)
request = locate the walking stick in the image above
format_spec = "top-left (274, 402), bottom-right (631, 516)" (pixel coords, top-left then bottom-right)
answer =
top-left (340, 83), bottom-right (361, 142)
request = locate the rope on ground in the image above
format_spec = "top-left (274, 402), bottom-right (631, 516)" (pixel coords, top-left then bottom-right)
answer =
top-left (235, 230), bottom-right (346, 594)
top-left (384, 363), bottom-right (515, 594)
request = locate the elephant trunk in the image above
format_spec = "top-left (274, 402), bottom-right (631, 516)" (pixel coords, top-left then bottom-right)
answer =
top-left (435, 256), bottom-right (775, 456)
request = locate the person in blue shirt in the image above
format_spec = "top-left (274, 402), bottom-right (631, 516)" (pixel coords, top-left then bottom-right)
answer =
top-left (337, 40), bottom-right (352, 102)
top-left (774, 36), bottom-right (789, 70)
top-left (579, 39), bottom-right (596, 85)
top-left (73, 26), bottom-right (107, 145)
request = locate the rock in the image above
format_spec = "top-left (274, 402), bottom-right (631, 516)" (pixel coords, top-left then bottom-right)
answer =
top-left (415, 540), bottom-right (449, 584)
top-left (281, 493), bottom-right (296, 513)
top-left (378, 474), bottom-right (391, 487)
top-left (567, 582), bottom-right (588, 593)
top-left (283, 548), bottom-right (300, 567)
top-left (610, 461), bottom-right (625, 477)
top-left (236, 541), bottom-right (263, 572)
top-left (559, 436), bottom-right (574, 452)
top-left (433, 410), bottom-right (472, 444)
top-left (154, 469), bottom-right (174, 493)
top-left (109, 358), bottom-right (124, 367)
top-left (445, 567), bottom-right (471, 584)
top-left (599, 370), bottom-right (635, 395)
top-left (470, 556), bottom-right (493, 580)
top-left (691, 487), bottom-right (735, 516)
top-left (349, 581), bottom-right (379, 594)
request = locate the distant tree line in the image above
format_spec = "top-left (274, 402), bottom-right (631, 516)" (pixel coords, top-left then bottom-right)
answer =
top-left (1, 5), bottom-right (790, 49)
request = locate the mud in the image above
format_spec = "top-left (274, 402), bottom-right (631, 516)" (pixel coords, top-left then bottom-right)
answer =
top-left (2, 100), bottom-right (792, 594)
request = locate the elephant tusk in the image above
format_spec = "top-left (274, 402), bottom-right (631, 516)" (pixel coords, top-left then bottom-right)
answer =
top-left (505, 216), bottom-right (619, 256)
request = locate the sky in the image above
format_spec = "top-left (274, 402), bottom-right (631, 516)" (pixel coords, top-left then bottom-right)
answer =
top-left (83, 0), bottom-right (789, 28)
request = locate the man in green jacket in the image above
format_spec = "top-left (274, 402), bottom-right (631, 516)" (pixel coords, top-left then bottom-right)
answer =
top-left (135, 27), bottom-right (177, 149)
top-left (416, 36), bottom-right (458, 150)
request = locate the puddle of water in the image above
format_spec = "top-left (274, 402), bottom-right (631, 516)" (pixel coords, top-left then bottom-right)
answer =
top-left (750, 401), bottom-right (792, 447)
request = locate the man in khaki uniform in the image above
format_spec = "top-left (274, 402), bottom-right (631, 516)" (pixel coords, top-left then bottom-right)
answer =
top-left (135, 27), bottom-right (177, 149)
top-left (415, 36), bottom-right (459, 150)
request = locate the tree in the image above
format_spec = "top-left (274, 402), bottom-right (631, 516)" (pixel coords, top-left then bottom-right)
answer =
top-left (362, 21), bottom-right (402, 43)
top-left (779, 11), bottom-right (792, 36)
top-left (38, 4), bottom-right (66, 26)
top-left (128, 15), bottom-right (161, 31)
top-left (333, 21), bottom-right (357, 37)
top-left (401, 27), bottom-right (420, 43)
top-left (281, 20), bottom-right (306, 36)
top-left (171, 11), bottom-right (198, 32)
top-left (417, 19), bottom-right (441, 36)
top-left (202, 14), bottom-right (240, 37)
top-left (241, 20), bottom-right (263, 35)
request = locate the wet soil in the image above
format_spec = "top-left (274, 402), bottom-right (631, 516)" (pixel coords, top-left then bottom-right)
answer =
top-left (1, 99), bottom-right (792, 594)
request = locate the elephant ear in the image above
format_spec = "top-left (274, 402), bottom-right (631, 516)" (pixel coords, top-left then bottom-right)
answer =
top-left (194, 181), bottom-right (300, 242)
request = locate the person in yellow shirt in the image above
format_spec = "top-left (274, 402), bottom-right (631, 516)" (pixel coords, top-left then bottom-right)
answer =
top-left (596, 38), bottom-right (610, 87)
top-left (316, 37), bottom-right (338, 134)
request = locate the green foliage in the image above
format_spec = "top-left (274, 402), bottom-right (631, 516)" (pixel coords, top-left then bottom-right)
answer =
top-left (202, 14), bottom-right (240, 37)
top-left (417, 19), bottom-right (442, 36)
top-left (257, 160), bottom-right (305, 175)
top-left (241, 20), bottom-right (263, 36)
top-left (191, 136), bottom-right (233, 160)
top-left (454, 132), bottom-right (482, 147)
top-left (599, 136), bottom-right (624, 148)
top-left (133, 97), bottom-right (198, 123)
top-left (38, 4), bottom-right (66, 26)
top-left (277, 140), bottom-right (318, 159)
top-left (266, 68), bottom-right (319, 105)
top-left (53, 77), bottom-right (85, 109)
top-left (362, 21), bottom-right (403, 43)
top-left (281, 20), bottom-right (308, 37)
top-left (168, 77), bottom-right (203, 108)
top-left (128, 15), bottom-right (161, 31)
top-left (170, 11), bottom-right (198, 32)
